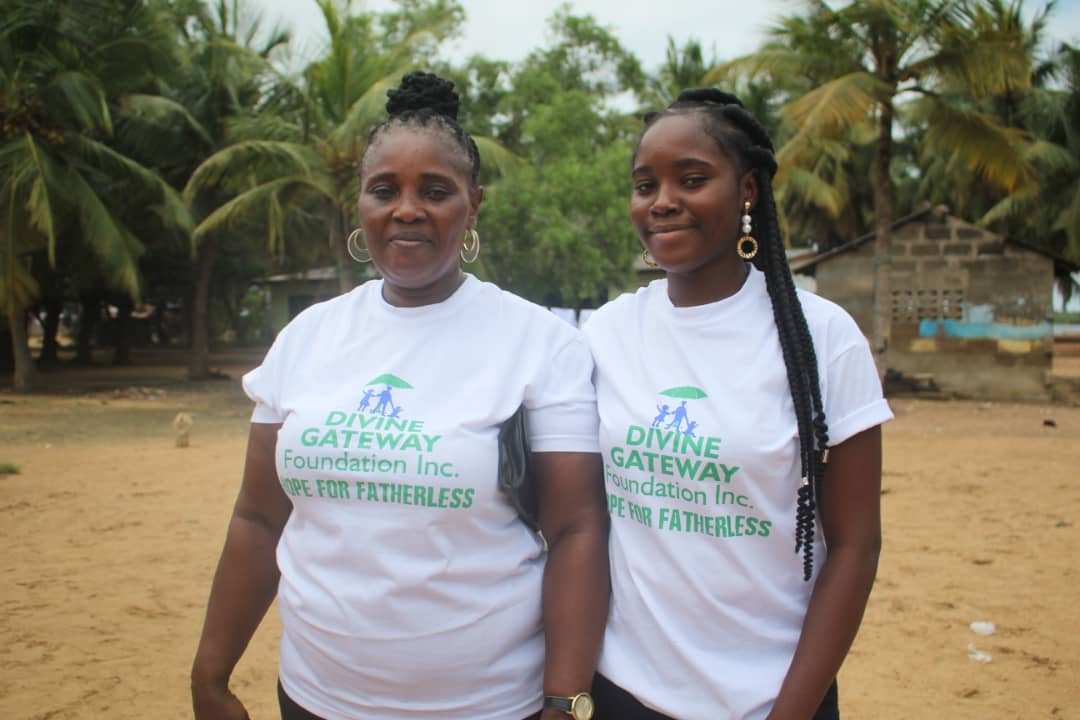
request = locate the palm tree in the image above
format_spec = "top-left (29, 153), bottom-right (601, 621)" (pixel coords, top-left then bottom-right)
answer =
top-left (729, 0), bottom-right (1035, 355)
top-left (983, 41), bottom-right (1080, 262)
top-left (0, 0), bottom-right (191, 391)
top-left (643, 38), bottom-right (715, 108)
top-left (146, 0), bottom-right (292, 379)
top-left (911, 0), bottom-right (1055, 223)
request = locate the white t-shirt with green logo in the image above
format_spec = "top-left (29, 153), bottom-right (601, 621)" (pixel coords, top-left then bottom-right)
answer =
top-left (582, 267), bottom-right (892, 720)
top-left (243, 274), bottom-right (599, 720)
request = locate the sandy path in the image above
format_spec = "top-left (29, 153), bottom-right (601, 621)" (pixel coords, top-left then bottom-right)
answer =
top-left (2, 367), bottom-right (1078, 719)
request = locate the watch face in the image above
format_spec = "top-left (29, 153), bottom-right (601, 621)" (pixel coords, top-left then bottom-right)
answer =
top-left (571, 693), bottom-right (594, 720)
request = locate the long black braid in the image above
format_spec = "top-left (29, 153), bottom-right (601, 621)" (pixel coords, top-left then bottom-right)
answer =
top-left (360, 71), bottom-right (482, 187)
top-left (640, 89), bottom-right (830, 580)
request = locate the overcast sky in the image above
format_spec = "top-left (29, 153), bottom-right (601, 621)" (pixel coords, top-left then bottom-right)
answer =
top-left (253, 0), bottom-right (1080, 74)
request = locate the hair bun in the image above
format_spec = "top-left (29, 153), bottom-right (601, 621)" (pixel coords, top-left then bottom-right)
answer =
top-left (386, 71), bottom-right (460, 121)
top-left (675, 88), bottom-right (743, 108)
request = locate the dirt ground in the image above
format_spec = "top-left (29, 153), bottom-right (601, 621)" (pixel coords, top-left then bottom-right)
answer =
top-left (1, 349), bottom-right (1078, 720)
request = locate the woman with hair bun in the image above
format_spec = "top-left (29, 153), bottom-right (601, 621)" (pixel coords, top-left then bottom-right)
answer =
top-left (582, 89), bottom-right (893, 719)
top-left (191, 71), bottom-right (609, 720)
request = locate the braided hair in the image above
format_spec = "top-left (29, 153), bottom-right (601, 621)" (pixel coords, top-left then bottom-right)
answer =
top-left (361, 71), bottom-right (482, 187)
top-left (639, 89), bottom-right (829, 581)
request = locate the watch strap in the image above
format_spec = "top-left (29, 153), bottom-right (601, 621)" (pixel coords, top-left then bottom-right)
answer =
top-left (543, 695), bottom-right (573, 712)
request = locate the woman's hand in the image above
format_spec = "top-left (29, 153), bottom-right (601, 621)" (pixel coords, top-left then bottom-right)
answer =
top-left (191, 681), bottom-right (250, 720)
top-left (191, 422), bottom-right (288, 720)
top-left (768, 425), bottom-right (883, 719)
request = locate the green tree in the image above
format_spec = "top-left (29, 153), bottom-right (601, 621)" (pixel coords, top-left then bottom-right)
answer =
top-left (472, 8), bottom-right (644, 307)
top-left (644, 37), bottom-right (715, 108)
top-left (151, 0), bottom-right (292, 378)
top-left (912, 0), bottom-right (1055, 222)
top-left (733, 0), bottom-right (1035, 355)
top-left (0, 0), bottom-right (190, 391)
top-left (982, 41), bottom-right (1080, 261)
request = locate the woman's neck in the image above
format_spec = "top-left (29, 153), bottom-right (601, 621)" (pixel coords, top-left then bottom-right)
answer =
top-left (665, 258), bottom-right (750, 307)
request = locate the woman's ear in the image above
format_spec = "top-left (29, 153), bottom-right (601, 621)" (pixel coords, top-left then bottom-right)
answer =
top-left (741, 171), bottom-right (758, 211)
top-left (468, 185), bottom-right (484, 228)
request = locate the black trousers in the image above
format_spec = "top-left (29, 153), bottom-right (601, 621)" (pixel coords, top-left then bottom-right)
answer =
top-left (277, 680), bottom-right (543, 720)
top-left (591, 673), bottom-right (840, 720)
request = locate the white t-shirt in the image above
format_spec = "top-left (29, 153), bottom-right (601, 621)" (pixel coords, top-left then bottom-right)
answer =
top-left (243, 274), bottom-right (599, 720)
top-left (582, 267), bottom-right (892, 720)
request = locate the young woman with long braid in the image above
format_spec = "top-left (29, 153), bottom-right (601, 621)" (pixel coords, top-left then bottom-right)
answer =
top-left (582, 89), bottom-right (893, 719)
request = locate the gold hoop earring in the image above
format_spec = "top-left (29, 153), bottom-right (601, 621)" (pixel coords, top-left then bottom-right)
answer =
top-left (737, 201), bottom-right (758, 260)
top-left (347, 228), bottom-right (370, 263)
top-left (642, 249), bottom-right (658, 269)
top-left (461, 228), bottom-right (480, 263)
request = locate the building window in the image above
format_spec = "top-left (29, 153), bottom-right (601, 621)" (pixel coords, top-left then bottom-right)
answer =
top-left (891, 288), bottom-right (964, 322)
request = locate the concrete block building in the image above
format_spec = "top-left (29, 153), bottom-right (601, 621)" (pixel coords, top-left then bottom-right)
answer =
top-left (792, 205), bottom-right (1077, 401)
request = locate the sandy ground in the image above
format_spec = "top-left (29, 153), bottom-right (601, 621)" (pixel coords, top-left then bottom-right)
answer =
top-left (1, 349), bottom-right (1079, 720)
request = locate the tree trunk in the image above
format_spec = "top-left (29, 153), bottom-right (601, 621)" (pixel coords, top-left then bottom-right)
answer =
top-left (7, 306), bottom-right (36, 392)
top-left (188, 234), bottom-right (220, 380)
top-left (76, 292), bottom-right (99, 364)
top-left (0, 315), bottom-right (13, 372)
top-left (870, 101), bottom-right (895, 363)
top-left (113, 294), bottom-right (133, 366)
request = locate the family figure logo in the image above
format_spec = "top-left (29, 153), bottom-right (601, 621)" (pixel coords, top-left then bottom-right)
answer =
top-left (357, 373), bottom-right (413, 419)
top-left (651, 386), bottom-right (708, 438)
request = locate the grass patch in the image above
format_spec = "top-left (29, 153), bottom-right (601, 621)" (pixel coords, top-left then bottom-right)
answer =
top-left (0, 462), bottom-right (20, 475)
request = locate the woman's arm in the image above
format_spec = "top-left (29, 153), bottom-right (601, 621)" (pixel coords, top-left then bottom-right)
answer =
top-left (191, 422), bottom-right (292, 719)
top-left (767, 425), bottom-right (883, 720)
top-left (534, 451), bottom-right (610, 719)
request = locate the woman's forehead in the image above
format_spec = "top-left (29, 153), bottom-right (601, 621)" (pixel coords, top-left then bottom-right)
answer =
top-left (640, 113), bottom-right (712, 147)
top-left (636, 113), bottom-right (728, 167)
top-left (363, 126), bottom-right (471, 179)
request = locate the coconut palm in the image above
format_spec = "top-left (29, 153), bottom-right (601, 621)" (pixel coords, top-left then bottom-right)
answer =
top-left (0, 0), bottom-right (191, 391)
top-left (642, 38), bottom-right (715, 108)
top-left (917, 2), bottom-right (1079, 268)
top-left (726, 0), bottom-right (1036, 354)
top-left (143, 0), bottom-right (293, 379)
top-left (982, 42), bottom-right (1080, 263)
top-left (912, 0), bottom-right (1057, 223)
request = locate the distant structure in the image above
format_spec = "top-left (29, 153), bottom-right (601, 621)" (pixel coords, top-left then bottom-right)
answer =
top-left (255, 266), bottom-right (378, 333)
top-left (791, 205), bottom-right (1079, 401)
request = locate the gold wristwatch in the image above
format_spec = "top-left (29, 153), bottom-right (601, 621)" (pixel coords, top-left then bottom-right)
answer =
top-left (542, 692), bottom-right (594, 720)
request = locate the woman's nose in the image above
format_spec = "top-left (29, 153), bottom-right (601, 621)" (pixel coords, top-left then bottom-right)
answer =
top-left (392, 192), bottom-right (425, 222)
top-left (651, 187), bottom-right (678, 215)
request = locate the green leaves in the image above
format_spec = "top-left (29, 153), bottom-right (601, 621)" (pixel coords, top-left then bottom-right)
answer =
top-left (921, 102), bottom-right (1036, 194)
top-left (478, 142), bottom-right (637, 307)
top-left (184, 140), bottom-right (320, 201)
top-left (784, 73), bottom-right (886, 137)
top-left (191, 174), bottom-right (332, 252)
top-left (50, 71), bottom-right (111, 132)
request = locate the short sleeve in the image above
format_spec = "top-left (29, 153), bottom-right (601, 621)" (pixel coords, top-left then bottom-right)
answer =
top-left (242, 323), bottom-right (295, 424)
top-left (823, 333), bottom-right (893, 446)
top-left (524, 334), bottom-right (600, 454)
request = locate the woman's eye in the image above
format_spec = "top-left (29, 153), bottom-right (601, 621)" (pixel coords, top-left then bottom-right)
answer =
top-left (370, 185), bottom-right (396, 199)
top-left (682, 175), bottom-right (706, 187)
top-left (424, 186), bottom-right (450, 201)
top-left (633, 180), bottom-right (655, 194)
